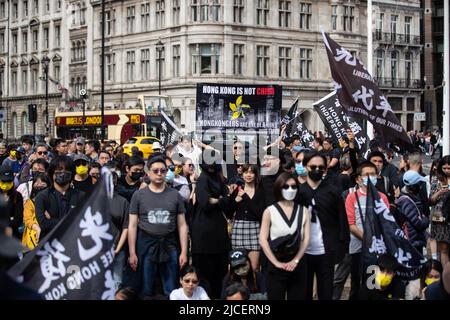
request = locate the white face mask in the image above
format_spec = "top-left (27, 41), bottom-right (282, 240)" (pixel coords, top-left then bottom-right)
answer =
top-left (281, 187), bottom-right (297, 201)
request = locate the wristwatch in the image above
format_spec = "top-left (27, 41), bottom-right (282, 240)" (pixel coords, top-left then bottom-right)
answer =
top-left (294, 259), bottom-right (299, 264)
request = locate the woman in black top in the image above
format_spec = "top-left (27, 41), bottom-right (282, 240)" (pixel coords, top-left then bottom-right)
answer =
top-left (191, 161), bottom-right (230, 299)
top-left (228, 164), bottom-right (265, 272)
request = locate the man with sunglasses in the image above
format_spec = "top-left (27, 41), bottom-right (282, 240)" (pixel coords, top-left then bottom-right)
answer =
top-left (17, 144), bottom-right (49, 185)
top-left (297, 151), bottom-right (350, 300)
top-left (128, 156), bottom-right (188, 298)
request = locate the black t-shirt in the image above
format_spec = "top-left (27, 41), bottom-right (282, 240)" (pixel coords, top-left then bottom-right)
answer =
top-left (117, 175), bottom-right (141, 203)
top-left (110, 192), bottom-right (130, 245)
top-left (72, 175), bottom-right (96, 195)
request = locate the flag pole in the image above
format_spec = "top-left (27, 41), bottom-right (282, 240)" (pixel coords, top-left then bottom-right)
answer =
top-left (443, 0), bottom-right (450, 155)
top-left (366, 0), bottom-right (374, 142)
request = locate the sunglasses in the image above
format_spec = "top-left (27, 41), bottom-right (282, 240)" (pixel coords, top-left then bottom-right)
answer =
top-left (234, 146), bottom-right (243, 150)
top-left (151, 168), bottom-right (167, 175)
top-left (185, 164), bottom-right (194, 167)
top-left (77, 143), bottom-right (84, 146)
top-left (308, 165), bottom-right (325, 171)
top-left (37, 151), bottom-right (48, 155)
top-left (282, 184), bottom-right (298, 190)
top-left (182, 279), bottom-right (199, 285)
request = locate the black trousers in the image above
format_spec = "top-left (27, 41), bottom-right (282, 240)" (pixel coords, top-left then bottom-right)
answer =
top-left (349, 253), bottom-right (362, 300)
top-left (265, 259), bottom-right (307, 300)
top-left (306, 253), bottom-right (334, 300)
top-left (192, 253), bottom-right (228, 299)
top-left (332, 253), bottom-right (351, 300)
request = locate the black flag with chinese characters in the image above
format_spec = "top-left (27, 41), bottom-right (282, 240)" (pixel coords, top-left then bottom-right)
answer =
top-left (321, 31), bottom-right (412, 148)
top-left (8, 171), bottom-right (116, 300)
top-left (281, 98), bottom-right (299, 134)
top-left (313, 91), bottom-right (368, 151)
top-left (160, 110), bottom-right (183, 148)
top-left (361, 179), bottom-right (427, 281)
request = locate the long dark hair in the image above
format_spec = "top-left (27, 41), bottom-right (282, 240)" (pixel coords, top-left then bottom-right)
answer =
top-left (273, 172), bottom-right (298, 202)
top-left (241, 164), bottom-right (259, 188)
top-left (31, 173), bottom-right (51, 199)
top-left (437, 155), bottom-right (450, 183)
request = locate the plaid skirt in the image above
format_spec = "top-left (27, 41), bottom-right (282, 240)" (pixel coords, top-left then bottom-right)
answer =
top-left (231, 220), bottom-right (260, 251)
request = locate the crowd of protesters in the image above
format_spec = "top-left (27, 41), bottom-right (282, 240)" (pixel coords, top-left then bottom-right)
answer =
top-left (0, 127), bottom-right (450, 301)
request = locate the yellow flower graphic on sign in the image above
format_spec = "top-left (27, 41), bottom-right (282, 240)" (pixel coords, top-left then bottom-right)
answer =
top-left (229, 96), bottom-right (251, 119)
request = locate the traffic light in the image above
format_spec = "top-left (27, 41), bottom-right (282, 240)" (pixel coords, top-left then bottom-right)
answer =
top-left (28, 104), bottom-right (37, 123)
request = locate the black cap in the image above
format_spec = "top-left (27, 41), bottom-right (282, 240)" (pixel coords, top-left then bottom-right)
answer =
top-left (0, 166), bottom-right (14, 182)
top-left (229, 249), bottom-right (248, 268)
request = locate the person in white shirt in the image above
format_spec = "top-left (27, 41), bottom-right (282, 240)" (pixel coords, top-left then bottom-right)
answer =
top-left (169, 265), bottom-right (210, 300)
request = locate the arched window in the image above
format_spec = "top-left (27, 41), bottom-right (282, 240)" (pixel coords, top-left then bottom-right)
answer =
top-left (391, 51), bottom-right (398, 82)
top-left (375, 49), bottom-right (384, 80)
top-left (21, 111), bottom-right (28, 135)
top-left (12, 112), bottom-right (18, 137)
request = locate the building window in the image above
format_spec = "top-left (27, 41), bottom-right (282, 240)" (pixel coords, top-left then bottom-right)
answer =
top-left (12, 71), bottom-right (17, 95)
top-left (43, 27), bottom-right (49, 49)
top-left (191, 43), bottom-right (220, 75)
top-left (256, 45), bottom-right (269, 77)
top-left (376, 49), bottom-right (384, 80)
top-left (22, 112), bottom-right (28, 134)
top-left (279, 0), bottom-right (291, 28)
top-left (391, 51), bottom-right (398, 81)
top-left (54, 64), bottom-right (60, 80)
top-left (126, 51), bottom-right (135, 81)
top-left (376, 13), bottom-right (383, 40)
top-left (126, 6), bottom-right (135, 33)
top-left (156, 0), bottom-right (165, 28)
top-left (156, 45), bottom-right (165, 78)
top-left (0, 32), bottom-right (3, 53)
top-left (200, 0), bottom-right (208, 21)
top-left (405, 52), bottom-right (412, 85)
top-left (12, 1), bottom-right (18, 19)
top-left (33, 0), bottom-right (38, 14)
top-left (343, 5), bottom-right (354, 32)
top-left (300, 48), bottom-right (312, 79)
top-left (405, 16), bottom-right (412, 43)
top-left (22, 31), bottom-right (27, 52)
top-left (233, 44), bottom-right (244, 75)
top-left (55, 25), bottom-right (60, 47)
top-left (173, 45), bottom-right (180, 77)
top-left (299, 2), bottom-right (311, 30)
top-left (256, 0), bottom-right (269, 26)
top-left (233, 0), bottom-right (244, 23)
top-left (0, 1), bottom-right (5, 18)
top-left (331, 5), bottom-right (337, 30)
top-left (44, 0), bottom-right (49, 13)
top-left (23, 0), bottom-right (28, 16)
top-left (390, 15), bottom-right (397, 41)
top-left (12, 113), bottom-right (18, 137)
top-left (100, 10), bottom-right (115, 36)
top-left (141, 49), bottom-right (150, 80)
top-left (12, 33), bottom-right (18, 54)
top-left (173, 0), bottom-right (180, 25)
top-left (104, 53), bottom-right (115, 81)
top-left (56, 0), bottom-right (61, 12)
top-left (32, 30), bottom-right (38, 50)
top-left (212, 0), bottom-right (220, 22)
top-left (80, 5), bottom-right (86, 25)
top-left (31, 68), bottom-right (38, 92)
top-left (22, 70), bottom-right (27, 94)
top-left (141, 3), bottom-right (150, 31)
top-left (278, 47), bottom-right (291, 78)
top-left (191, 0), bottom-right (198, 21)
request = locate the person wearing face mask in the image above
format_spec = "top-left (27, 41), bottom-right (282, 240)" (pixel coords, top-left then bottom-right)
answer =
top-left (291, 135), bottom-right (304, 153)
top-left (72, 154), bottom-right (97, 195)
top-left (117, 156), bottom-right (145, 202)
top-left (16, 158), bottom-right (48, 203)
top-left (220, 249), bottom-right (267, 300)
top-left (34, 156), bottom-right (85, 239)
top-left (259, 172), bottom-right (310, 300)
top-left (396, 170), bottom-right (429, 254)
top-left (294, 151), bottom-right (308, 184)
top-left (360, 254), bottom-right (406, 300)
top-left (0, 142), bottom-right (8, 165)
top-left (296, 152), bottom-right (350, 300)
top-left (2, 147), bottom-right (26, 176)
top-left (344, 161), bottom-right (390, 300)
top-left (0, 166), bottom-right (24, 240)
top-left (21, 173), bottom-right (50, 251)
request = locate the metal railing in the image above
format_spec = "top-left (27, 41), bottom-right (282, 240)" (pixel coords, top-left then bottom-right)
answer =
top-left (374, 31), bottom-right (421, 45)
top-left (374, 77), bottom-right (423, 89)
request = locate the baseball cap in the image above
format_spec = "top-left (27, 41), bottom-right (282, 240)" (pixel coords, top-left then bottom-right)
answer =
top-left (16, 146), bottom-right (26, 154)
top-left (152, 142), bottom-right (162, 151)
top-left (0, 166), bottom-right (14, 182)
top-left (75, 137), bottom-right (86, 145)
top-left (73, 153), bottom-right (90, 163)
top-left (403, 170), bottom-right (427, 186)
top-left (229, 249), bottom-right (248, 268)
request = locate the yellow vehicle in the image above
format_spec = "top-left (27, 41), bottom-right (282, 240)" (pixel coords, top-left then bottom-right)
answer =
top-left (123, 136), bottom-right (160, 159)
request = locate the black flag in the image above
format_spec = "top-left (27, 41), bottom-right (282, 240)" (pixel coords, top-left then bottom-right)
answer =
top-left (362, 179), bottom-right (427, 281)
top-left (321, 31), bottom-right (412, 148)
top-left (313, 91), bottom-right (368, 151)
top-left (281, 98), bottom-right (299, 136)
top-left (8, 171), bottom-right (116, 300)
top-left (160, 110), bottom-right (183, 147)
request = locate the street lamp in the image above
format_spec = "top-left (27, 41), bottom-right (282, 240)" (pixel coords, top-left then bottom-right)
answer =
top-left (42, 56), bottom-right (50, 136)
top-left (80, 88), bottom-right (87, 135)
top-left (156, 39), bottom-right (164, 113)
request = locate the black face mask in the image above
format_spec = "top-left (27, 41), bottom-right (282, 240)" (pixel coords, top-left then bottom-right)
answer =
top-left (308, 170), bottom-right (324, 182)
top-left (32, 186), bottom-right (47, 198)
top-left (130, 172), bottom-right (143, 182)
top-left (54, 172), bottom-right (72, 187)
